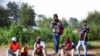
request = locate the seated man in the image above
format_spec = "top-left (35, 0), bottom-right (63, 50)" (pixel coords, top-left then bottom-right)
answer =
top-left (6, 37), bottom-right (20, 56)
top-left (60, 37), bottom-right (75, 56)
top-left (32, 37), bottom-right (47, 56)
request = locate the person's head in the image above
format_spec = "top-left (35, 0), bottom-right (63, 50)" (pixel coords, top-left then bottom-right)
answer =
top-left (83, 20), bottom-right (87, 26)
top-left (11, 37), bottom-right (17, 43)
top-left (65, 37), bottom-right (71, 43)
top-left (36, 36), bottom-right (41, 43)
top-left (53, 14), bottom-right (59, 21)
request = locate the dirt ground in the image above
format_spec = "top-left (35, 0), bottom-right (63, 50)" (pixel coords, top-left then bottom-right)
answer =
top-left (0, 49), bottom-right (100, 56)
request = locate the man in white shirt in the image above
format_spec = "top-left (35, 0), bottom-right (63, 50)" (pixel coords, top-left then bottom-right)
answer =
top-left (32, 37), bottom-right (47, 56)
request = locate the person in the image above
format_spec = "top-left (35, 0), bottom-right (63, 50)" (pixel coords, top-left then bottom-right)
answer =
top-left (20, 46), bottom-right (28, 56)
top-left (6, 37), bottom-right (20, 56)
top-left (60, 37), bottom-right (75, 56)
top-left (50, 14), bottom-right (64, 55)
top-left (32, 37), bottom-right (47, 56)
top-left (76, 20), bottom-right (89, 56)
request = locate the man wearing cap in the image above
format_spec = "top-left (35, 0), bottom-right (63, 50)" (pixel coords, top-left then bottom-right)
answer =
top-left (32, 37), bottom-right (47, 56)
top-left (6, 37), bottom-right (20, 56)
top-left (50, 14), bottom-right (63, 55)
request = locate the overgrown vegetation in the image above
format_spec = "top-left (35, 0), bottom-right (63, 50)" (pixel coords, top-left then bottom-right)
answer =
top-left (0, 1), bottom-right (100, 49)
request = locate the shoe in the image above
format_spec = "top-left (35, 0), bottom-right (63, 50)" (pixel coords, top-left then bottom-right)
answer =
top-left (53, 53), bottom-right (57, 55)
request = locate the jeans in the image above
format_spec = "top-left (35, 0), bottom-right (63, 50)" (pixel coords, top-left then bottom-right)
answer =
top-left (53, 33), bottom-right (60, 53)
top-left (6, 49), bottom-right (20, 56)
top-left (76, 40), bottom-right (87, 56)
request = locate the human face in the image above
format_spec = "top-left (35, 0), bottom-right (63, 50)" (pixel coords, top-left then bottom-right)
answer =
top-left (83, 22), bottom-right (87, 26)
top-left (53, 16), bottom-right (58, 21)
top-left (36, 38), bottom-right (41, 43)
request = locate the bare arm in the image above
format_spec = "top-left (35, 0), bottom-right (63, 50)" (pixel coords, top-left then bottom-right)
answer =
top-left (84, 32), bottom-right (87, 40)
top-left (34, 43), bottom-right (36, 50)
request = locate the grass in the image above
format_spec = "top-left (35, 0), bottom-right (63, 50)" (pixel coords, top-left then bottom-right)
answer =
top-left (0, 45), bottom-right (8, 50)
top-left (88, 41), bottom-right (100, 47)
top-left (88, 40), bottom-right (100, 49)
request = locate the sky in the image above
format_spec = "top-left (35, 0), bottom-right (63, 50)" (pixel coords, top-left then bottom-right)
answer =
top-left (1, 0), bottom-right (100, 21)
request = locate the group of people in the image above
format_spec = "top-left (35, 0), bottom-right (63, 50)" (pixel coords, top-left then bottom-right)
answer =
top-left (6, 14), bottom-right (89, 56)
top-left (50, 14), bottom-right (89, 56)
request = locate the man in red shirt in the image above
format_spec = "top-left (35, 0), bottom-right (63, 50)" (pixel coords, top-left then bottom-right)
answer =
top-left (6, 37), bottom-right (20, 56)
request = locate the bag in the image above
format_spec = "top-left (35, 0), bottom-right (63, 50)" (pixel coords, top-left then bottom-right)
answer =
top-left (60, 26), bottom-right (64, 35)
top-left (59, 21), bottom-right (64, 35)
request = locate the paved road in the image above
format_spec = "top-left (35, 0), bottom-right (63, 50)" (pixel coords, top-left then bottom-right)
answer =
top-left (0, 49), bottom-right (100, 56)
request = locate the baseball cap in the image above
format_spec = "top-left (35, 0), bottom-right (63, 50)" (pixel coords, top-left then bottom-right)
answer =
top-left (11, 37), bottom-right (17, 41)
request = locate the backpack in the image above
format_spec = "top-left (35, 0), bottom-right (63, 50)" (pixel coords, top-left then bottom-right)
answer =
top-left (59, 26), bottom-right (64, 35)
top-left (59, 21), bottom-right (64, 35)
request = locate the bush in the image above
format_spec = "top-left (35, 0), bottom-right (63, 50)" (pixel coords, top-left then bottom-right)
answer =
top-left (88, 24), bottom-right (100, 41)
top-left (60, 27), bottom-right (78, 44)
top-left (1, 24), bottom-right (100, 49)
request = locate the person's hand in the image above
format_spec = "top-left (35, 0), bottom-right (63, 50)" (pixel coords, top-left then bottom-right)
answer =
top-left (37, 45), bottom-right (43, 49)
top-left (77, 29), bottom-right (81, 33)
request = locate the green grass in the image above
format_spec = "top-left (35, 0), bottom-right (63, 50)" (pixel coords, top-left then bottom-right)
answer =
top-left (88, 40), bottom-right (100, 49)
top-left (0, 45), bottom-right (8, 50)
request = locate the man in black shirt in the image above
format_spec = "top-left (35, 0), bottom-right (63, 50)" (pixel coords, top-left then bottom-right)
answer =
top-left (76, 20), bottom-right (89, 56)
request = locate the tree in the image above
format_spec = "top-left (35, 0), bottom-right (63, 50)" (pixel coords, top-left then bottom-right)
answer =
top-left (7, 1), bottom-right (19, 24)
top-left (86, 11), bottom-right (100, 40)
top-left (36, 16), bottom-right (52, 28)
top-left (18, 3), bottom-right (36, 28)
top-left (0, 6), bottom-right (11, 27)
top-left (86, 11), bottom-right (100, 25)
top-left (69, 17), bottom-right (78, 28)
top-left (61, 17), bottom-right (68, 28)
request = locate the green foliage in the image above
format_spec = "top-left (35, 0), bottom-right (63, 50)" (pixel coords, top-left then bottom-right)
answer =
top-left (86, 11), bottom-right (100, 25)
top-left (88, 24), bottom-right (100, 40)
top-left (7, 1), bottom-right (19, 24)
top-left (61, 18), bottom-right (68, 27)
top-left (18, 3), bottom-right (36, 28)
top-left (60, 27), bottom-right (78, 44)
top-left (0, 6), bottom-right (11, 27)
top-left (0, 24), bottom-right (53, 45)
top-left (86, 11), bottom-right (100, 40)
top-left (69, 17), bottom-right (78, 29)
top-left (37, 16), bottom-right (52, 29)
top-left (39, 27), bottom-right (52, 42)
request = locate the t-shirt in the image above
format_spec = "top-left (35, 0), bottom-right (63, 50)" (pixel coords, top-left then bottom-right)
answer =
top-left (9, 42), bottom-right (20, 52)
top-left (79, 26), bottom-right (89, 41)
top-left (34, 41), bottom-right (45, 50)
top-left (64, 42), bottom-right (75, 50)
top-left (51, 21), bottom-right (63, 34)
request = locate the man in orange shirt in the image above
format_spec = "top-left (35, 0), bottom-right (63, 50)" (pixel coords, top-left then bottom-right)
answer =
top-left (6, 37), bottom-right (20, 56)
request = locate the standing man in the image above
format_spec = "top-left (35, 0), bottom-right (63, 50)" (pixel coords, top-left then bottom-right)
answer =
top-left (76, 20), bottom-right (89, 56)
top-left (50, 14), bottom-right (63, 55)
